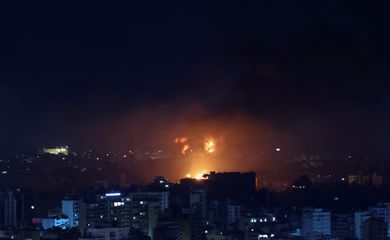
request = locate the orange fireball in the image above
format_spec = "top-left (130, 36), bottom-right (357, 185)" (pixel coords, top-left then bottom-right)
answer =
top-left (204, 137), bottom-right (216, 153)
top-left (181, 144), bottom-right (190, 155)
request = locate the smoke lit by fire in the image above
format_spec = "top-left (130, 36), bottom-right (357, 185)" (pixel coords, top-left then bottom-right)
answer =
top-left (174, 137), bottom-right (188, 144)
top-left (89, 105), bottom-right (276, 182)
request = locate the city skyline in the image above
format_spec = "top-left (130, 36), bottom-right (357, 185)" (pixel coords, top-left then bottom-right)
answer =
top-left (1, 2), bottom-right (390, 239)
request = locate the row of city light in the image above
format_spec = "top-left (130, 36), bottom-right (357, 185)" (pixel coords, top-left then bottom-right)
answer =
top-left (291, 185), bottom-right (306, 189)
top-left (113, 202), bottom-right (125, 207)
top-left (204, 230), bottom-right (274, 238)
top-left (258, 233), bottom-right (275, 238)
top-left (250, 217), bottom-right (276, 223)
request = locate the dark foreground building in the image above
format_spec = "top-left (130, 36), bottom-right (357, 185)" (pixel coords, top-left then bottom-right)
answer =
top-left (207, 172), bottom-right (257, 200)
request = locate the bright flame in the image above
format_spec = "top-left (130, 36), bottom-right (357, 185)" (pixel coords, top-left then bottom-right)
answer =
top-left (204, 137), bottom-right (216, 153)
top-left (186, 170), bottom-right (208, 180)
top-left (181, 144), bottom-right (190, 155)
top-left (174, 137), bottom-right (191, 155)
top-left (175, 136), bottom-right (216, 178)
top-left (194, 173), bottom-right (205, 180)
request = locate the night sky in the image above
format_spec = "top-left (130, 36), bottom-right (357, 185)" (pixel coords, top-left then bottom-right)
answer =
top-left (1, 1), bottom-right (390, 155)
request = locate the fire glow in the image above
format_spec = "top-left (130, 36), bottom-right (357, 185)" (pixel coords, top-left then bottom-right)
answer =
top-left (185, 171), bottom-right (208, 180)
top-left (174, 137), bottom-right (190, 155)
top-left (204, 137), bottom-right (216, 153)
top-left (174, 135), bottom-right (217, 179)
top-left (181, 144), bottom-right (190, 155)
top-left (174, 136), bottom-right (216, 155)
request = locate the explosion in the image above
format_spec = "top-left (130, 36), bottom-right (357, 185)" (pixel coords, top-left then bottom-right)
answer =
top-left (194, 172), bottom-right (206, 180)
top-left (181, 144), bottom-right (190, 155)
top-left (174, 137), bottom-right (191, 155)
top-left (174, 136), bottom-right (217, 155)
top-left (185, 171), bottom-right (208, 180)
top-left (174, 135), bottom-right (217, 179)
top-left (204, 137), bottom-right (216, 153)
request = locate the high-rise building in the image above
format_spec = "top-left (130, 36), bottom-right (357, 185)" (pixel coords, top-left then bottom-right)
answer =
top-left (130, 191), bottom-right (169, 211)
top-left (237, 213), bottom-right (278, 240)
top-left (226, 203), bottom-right (241, 225)
top-left (188, 190), bottom-right (209, 240)
top-left (355, 211), bottom-right (371, 240)
top-left (369, 203), bottom-right (390, 237)
top-left (361, 218), bottom-right (388, 240)
top-left (302, 208), bottom-right (331, 240)
top-left (85, 192), bottom-right (132, 229)
top-left (0, 191), bottom-right (18, 229)
top-left (130, 191), bottom-right (169, 239)
top-left (189, 190), bottom-right (207, 218)
top-left (332, 213), bottom-right (354, 240)
top-left (2, 191), bottom-right (17, 229)
top-left (62, 198), bottom-right (85, 229)
top-left (0, 189), bottom-right (35, 230)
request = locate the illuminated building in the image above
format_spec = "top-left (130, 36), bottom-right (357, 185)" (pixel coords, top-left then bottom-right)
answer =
top-left (42, 146), bottom-right (69, 155)
top-left (348, 173), bottom-right (370, 186)
top-left (130, 191), bottom-right (169, 211)
top-left (302, 208), bottom-right (331, 240)
top-left (355, 211), bottom-right (371, 240)
top-left (237, 212), bottom-right (278, 240)
top-left (42, 218), bottom-right (69, 230)
top-left (85, 192), bottom-right (132, 228)
top-left (62, 198), bottom-right (85, 229)
top-left (130, 191), bottom-right (169, 239)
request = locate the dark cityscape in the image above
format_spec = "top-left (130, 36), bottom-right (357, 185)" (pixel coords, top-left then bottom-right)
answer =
top-left (1, 1), bottom-right (390, 240)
